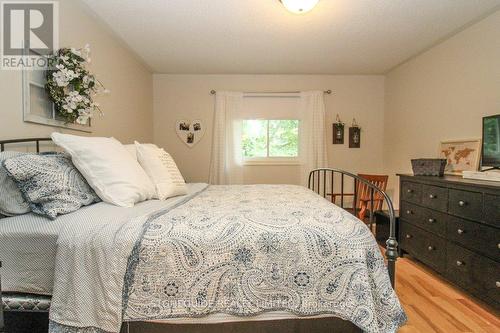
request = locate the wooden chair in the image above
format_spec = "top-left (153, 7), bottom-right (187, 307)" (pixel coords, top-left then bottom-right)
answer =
top-left (331, 174), bottom-right (389, 223)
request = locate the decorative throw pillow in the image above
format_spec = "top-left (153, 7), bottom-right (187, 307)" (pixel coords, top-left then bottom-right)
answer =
top-left (0, 151), bottom-right (31, 216)
top-left (51, 133), bottom-right (156, 207)
top-left (3, 153), bottom-right (101, 220)
top-left (135, 141), bottom-right (187, 200)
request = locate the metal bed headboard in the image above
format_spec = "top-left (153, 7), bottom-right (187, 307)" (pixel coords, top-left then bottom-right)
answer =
top-left (0, 138), bottom-right (54, 331)
top-left (0, 138), bottom-right (55, 331)
top-left (0, 138), bottom-right (52, 153)
top-left (308, 168), bottom-right (398, 287)
top-left (0, 140), bottom-right (52, 218)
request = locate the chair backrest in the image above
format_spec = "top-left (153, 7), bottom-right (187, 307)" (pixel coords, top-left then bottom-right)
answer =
top-left (355, 174), bottom-right (389, 211)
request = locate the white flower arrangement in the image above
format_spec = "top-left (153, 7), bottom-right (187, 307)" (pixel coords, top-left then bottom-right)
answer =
top-left (45, 44), bottom-right (109, 125)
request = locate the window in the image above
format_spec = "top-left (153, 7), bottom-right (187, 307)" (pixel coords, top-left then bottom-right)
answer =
top-left (242, 119), bottom-right (299, 162)
top-left (239, 94), bottom-right (302, 165)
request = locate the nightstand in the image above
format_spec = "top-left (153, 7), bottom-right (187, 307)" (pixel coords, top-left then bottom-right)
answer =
top-left (374, 210), bottom-right (400, 249)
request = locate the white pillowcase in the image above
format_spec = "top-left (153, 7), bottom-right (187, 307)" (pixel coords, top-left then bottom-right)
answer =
top-left (51, 133), bottom-right (156, 207)
top-left (124, 143), bottom-right (157, 160)
top-left (135, 141), bottom-right (187, 200)
top-left (124, 144), bottom-right (137, 160)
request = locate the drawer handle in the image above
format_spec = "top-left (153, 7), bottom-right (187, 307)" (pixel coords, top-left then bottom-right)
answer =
top-left (498, 243), bottom-right (500, 249)
top-left (456, 261), bottom-right (464, 266)
top-left (457, 229), bottom-right (464, 235)
top-left (429, 194), bottom-right (436, 199)
top-left (428, 218), bottom-right (435, 223)
top-left (496, 281), bottom-right (500, 288)
top-left (428, 246), bottom-right (434, 251)
top-left (407, 189), bottom-right (413, 194)
top-left (406, 210), bottom-right (413, 215)
top-left (406, 234), bottom-right (412, 239)
top-left (458, 200), bottom-right (466, 207)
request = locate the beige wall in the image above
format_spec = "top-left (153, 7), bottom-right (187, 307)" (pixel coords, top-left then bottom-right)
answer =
top-left (0, 0), bottom-right (153, 143)
top-left (384, 10), bottom-right (500, 205)
top-left (3, 0), bottom-right (495, 201)
top-left (153, 74), bottom-right (385, 184)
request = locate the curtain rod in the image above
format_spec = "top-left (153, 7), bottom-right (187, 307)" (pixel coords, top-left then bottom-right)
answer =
top-left (210, 90), bottom-right (332, 95)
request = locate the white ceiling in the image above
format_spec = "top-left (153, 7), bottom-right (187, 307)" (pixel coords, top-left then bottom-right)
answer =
top-left (81, 0), bottom-right (500, 74)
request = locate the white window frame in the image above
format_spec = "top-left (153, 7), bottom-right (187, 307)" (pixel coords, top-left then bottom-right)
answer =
top-left (242, 119), bottom-right (301, 166)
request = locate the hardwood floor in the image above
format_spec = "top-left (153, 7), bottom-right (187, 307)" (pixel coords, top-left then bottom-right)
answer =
top-left (395, 255), bottom-right (500, 333)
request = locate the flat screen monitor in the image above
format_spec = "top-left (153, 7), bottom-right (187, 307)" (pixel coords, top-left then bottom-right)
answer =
top-left (482, 114), bottom-right (500, 169)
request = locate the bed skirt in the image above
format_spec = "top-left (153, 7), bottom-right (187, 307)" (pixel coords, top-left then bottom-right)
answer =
top-left (3, 293), bottom-right (361, 333)
top-left (123, 318), bottom-right (362, 333)
top-left (4, 312), bottom-right (362, 333)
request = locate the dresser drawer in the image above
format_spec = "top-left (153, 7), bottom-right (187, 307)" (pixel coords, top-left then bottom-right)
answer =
top-left (400, 222), bottom-right (446, 273)
top-left (447, 216), bottom-right (500, 262)
top-left (401, 201), bottom-right (447, 236)
top-left (446, 242), bottom-right (500, 308)
top-left (401, 181), bottom-right (422, 204)
top-left (446, 242), bottom-right (474, 286)
top-left (400, 201), bottom-right (423, 224)
top-left (421, 184), bottom-right (448, 212)
top-left (475, 255), bottom-right (500, 308)
top-left (448, 189), bottom-right (483, 221)
top-left (484, 194), bottom-right (500, 228)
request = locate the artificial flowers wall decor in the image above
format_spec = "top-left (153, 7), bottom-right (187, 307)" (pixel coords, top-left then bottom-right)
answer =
top-left (45, 44), bottom-right (108, 126)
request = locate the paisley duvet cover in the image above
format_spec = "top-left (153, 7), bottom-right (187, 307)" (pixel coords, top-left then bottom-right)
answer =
top-left (122, 185), bottom-right (406, 332)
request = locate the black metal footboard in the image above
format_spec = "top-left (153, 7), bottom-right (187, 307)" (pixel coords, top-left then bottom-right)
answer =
top-left (308, 168), bottom-right (398, 287)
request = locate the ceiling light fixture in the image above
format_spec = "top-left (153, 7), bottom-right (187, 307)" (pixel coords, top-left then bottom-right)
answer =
top-left (280, 0), bottom-right (319, 14)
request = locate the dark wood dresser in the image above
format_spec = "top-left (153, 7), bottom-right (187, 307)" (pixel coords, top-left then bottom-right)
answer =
top-left (398, 174), bottom-right (499, 310)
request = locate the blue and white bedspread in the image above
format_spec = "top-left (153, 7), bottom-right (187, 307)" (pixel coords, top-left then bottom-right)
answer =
top-left (49, 184), bottom-right (406, 333)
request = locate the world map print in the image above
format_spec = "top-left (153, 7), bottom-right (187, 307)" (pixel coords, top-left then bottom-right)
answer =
top-left (440, 140), bottom-right (480, 174)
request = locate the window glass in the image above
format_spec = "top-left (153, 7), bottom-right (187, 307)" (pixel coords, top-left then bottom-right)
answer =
top-left (242, 119), bottom-right (299, 159)
top-left (242, 120), bottom-right (268, 158)
top-left (269, 120), bottom-right (299, 157)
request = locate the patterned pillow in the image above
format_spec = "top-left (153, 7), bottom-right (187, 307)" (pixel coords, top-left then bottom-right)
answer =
top-left (0, 151), bottom-right (31, 216)
top-left (3, 153), bottom-right (101, 219)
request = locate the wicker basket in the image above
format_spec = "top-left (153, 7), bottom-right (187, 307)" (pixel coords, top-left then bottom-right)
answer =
top-left (411, 159), bottom-right (447, 176)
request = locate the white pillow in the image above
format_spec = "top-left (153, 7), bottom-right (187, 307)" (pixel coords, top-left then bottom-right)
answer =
top-left (124, 143), bottom-right (157, 161)
top-left (135, 141), bottom-right (187, 200)
top-left (51, 133), bottom-right (156, 207)
top-left (124, 144), bottom-right (137, 160)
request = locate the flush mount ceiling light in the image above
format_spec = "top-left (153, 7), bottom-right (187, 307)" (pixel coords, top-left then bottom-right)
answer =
top-left (280, 0), bottom-right (319, 14)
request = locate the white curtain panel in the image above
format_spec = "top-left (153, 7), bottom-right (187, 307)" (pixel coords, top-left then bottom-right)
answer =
top-left (300, 91), bottom-right (328, 186)
top-left (209, 91), bottom-right (244, 185)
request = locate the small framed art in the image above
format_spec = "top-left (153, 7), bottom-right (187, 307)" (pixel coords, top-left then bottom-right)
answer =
top-left (439, 139), bottom-right (481, 175)
top-left (333, 123), bottom-right (345, 144)
top-left (333, 114), bottom-right (345, 144)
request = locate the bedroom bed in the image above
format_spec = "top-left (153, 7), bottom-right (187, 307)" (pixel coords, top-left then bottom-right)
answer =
top-left (0, 138), bottom-right (405, 333)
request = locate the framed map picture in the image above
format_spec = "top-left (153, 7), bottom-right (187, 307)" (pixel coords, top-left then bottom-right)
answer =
top-left (439, 139), bottom-right (481, 175)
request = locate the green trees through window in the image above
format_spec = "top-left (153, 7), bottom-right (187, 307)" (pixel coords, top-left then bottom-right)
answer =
top-left (242, 120), bottom-right (299, 158)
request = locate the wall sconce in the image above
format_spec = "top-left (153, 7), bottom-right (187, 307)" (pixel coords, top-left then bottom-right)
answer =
top-left (333, 114), bottom-right (344, 144)
top-left (349, 118), bottom-right (361, 148)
